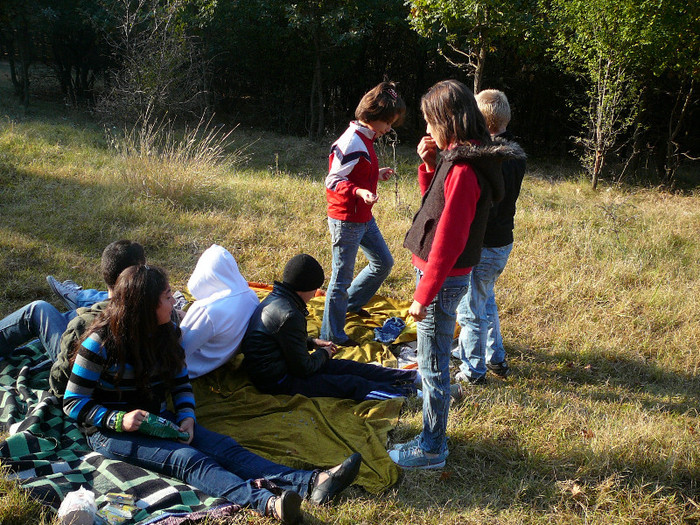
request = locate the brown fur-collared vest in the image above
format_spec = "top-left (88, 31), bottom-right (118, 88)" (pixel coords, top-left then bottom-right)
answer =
top-left (403, 138), bottom-right (526, 269)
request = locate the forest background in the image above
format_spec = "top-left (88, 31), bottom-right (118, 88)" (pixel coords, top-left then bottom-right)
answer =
top-left (1, 0), bottom-right (698, 189)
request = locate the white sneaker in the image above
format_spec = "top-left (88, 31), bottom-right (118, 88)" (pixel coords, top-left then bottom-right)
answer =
top-left (46, 276), bottom-right (81, 310)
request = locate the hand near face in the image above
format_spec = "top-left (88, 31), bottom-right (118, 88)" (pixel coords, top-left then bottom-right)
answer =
top-left (417, 136), bottom-right (438, 171)
top-left (378, 167), bottom-right (394, 181)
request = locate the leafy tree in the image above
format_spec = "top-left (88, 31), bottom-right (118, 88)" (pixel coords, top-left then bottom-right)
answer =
top-left (407, 0), bottom-right (539, 93)
top-left (636, 0), bottom-right (700, 186)
top-left (551, 0), bottom-right (699, 188)
top-left (94, 0), bottom-right (211, 123)
top-left (551, 0), bottom-right (647, 189)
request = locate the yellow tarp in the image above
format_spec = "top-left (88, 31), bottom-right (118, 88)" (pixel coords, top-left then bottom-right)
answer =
top-left (190, 289), bottom-right (419, 493)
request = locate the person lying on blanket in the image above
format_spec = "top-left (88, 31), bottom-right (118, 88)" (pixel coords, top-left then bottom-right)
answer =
top-left (0, 240), bottom-right (146, 364)
top-left (240, 254), bottom-right (421, 401)
top-left (62, 264), bottom-right (361, 525)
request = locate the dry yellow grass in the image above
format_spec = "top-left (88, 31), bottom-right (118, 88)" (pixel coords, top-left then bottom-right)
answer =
top-left (1, 86), bottom-right (699, 523)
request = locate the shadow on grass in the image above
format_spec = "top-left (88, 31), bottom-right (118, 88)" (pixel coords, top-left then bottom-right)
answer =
top-left (384, 341), bottom-right (700, 518)
top-left (512, 343), bottom-right (700, 411)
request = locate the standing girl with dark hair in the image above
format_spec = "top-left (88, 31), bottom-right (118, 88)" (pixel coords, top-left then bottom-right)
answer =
top-left (321, 81), bottom-right (407, 346)
top-left (63, 265), bottom-right (361, 524)
top-left (391, 80), bottom-right (523, 469)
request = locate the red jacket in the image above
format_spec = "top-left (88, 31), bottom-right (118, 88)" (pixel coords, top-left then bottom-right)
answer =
top-left (325, 122), bottom-right (378, 223)
top-left (410, 161), bottom-right (480, 305)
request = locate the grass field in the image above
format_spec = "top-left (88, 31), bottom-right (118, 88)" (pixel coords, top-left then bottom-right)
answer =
top-left (1, 72), bottom-right (700, 524)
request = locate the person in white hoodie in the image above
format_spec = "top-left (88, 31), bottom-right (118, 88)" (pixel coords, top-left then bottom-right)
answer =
top-left (180, 244), bottom-right (260, 378)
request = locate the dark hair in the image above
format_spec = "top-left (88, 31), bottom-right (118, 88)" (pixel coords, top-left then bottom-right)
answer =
top-left (420, 80), bottom-right (491, 148)
top-left (355, 81), bottom-right (406, 126)
top-left (84, 265), bottom-right (184, 393)
top-left (101, 240), bottom-right (146, 288)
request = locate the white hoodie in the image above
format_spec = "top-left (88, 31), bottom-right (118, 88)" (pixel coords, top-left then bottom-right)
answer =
top-left (180, 244), bottom-right (259, 378)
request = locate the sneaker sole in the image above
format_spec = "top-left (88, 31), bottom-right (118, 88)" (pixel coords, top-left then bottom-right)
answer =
top-left (397, 459), bottom-right (446, 470)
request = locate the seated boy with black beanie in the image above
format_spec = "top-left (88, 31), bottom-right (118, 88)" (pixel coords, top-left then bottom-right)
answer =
top-left (241, 254), bottom-right (419, 402)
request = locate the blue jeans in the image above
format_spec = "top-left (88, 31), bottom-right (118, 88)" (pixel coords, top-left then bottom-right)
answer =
top-left (455, 244), bottom-right (512, 379)
top-left (321, 217), bottom-right (393, 343)
top-left (86, 418), bottom-right (315, 515)
top-left (0, 301), bottom-right (75, 361)
top-left (415, 271), bottom-right (469, 454)
top-left (76, 289), bottom-right (109, 308)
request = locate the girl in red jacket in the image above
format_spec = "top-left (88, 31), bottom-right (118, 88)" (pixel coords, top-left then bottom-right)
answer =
top-left (390, 80), bottom-right (521, 469)
top-left (320, 82), bottom-right (406, 346)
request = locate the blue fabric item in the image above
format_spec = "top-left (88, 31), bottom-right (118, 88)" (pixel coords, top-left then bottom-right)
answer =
top-left (374, 317), bottom-right (406, 344)
top-left (0, 300), bottom-right (75, 361)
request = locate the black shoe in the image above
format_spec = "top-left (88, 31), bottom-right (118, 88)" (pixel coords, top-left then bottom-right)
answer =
top-left (309, 452), bottom-right (362, 505)
top-left (487, 361), bottom-right (511, 378)
top-left (337, 338), bottom-right (362, 348)
top-left (268, 490), bottom-right (302, 524)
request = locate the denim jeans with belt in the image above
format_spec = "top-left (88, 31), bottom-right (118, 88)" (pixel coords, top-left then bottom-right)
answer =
top-left (415, 271), bottom-right (469, 454)
top-left (321, 217), bottom-right (393, 343)
top-left (0, 300), bottom-right (75, 360)
top-left (87, 418), bottom-right (315, 515)
top-left (455, 244), bottom-right (513, 379)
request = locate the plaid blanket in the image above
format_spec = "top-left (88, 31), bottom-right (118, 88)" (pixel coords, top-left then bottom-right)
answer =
top-left (0, 341), bottom-right (239, 524)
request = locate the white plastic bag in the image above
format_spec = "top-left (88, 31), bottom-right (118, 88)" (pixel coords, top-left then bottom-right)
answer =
top-left (57, 486), bottom-right (96, 525)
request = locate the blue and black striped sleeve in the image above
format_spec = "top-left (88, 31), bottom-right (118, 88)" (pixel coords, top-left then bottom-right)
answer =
top-left (171, 366), bottom-right (196, 424)
top-left (63, 333), bottom-right (118, 429)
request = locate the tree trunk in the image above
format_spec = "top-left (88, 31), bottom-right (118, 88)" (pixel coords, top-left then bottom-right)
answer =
top-left (663, 78), bottom-right (694, 187)
top-left (18, 19), bottom-right (31, 108)
top-left (315, 51), bottom-right (324, 138)
top-left (473, 45), bottom-right (486, 94)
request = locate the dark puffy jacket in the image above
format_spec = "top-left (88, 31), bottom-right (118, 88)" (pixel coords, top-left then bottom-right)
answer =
top-left (240, 282), bottom-right (328, 386)
top-left (483, 131), bottom-right (527, 248)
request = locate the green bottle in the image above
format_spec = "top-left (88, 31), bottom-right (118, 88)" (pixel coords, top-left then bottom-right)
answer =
top-left (138, 414), bottom-right (189, 441)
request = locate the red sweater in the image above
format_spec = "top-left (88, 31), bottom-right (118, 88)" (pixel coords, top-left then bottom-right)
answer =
top-left (325, 122), bottom-right (378, 223)
top-left (412, 161), bottom-right (481, 305)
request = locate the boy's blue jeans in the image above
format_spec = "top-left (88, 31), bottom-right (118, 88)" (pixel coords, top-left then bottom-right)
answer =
top-left (0, 300), bottom-right (75, 361)
top-left (87, 418), bottom-right (314, 515)
top-left (321, 217), bottom-right (393, 343)
top-left (76, 289), bottom-right (109, 308)
top-left (454, 244), bottom-right (513, 379)
top-left (415, 271), bottom-right (469, 455)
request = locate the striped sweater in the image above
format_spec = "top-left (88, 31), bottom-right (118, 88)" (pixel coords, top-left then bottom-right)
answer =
top-left (63, 331), bottom-right (196, 434)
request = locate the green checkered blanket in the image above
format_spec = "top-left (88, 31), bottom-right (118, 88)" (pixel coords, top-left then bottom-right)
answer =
top-left (0, 340), bottom-right (240, 524)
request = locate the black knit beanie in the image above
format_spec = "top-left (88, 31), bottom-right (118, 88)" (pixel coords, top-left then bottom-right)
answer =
top-left (282, 254), bottom-right (325, 292)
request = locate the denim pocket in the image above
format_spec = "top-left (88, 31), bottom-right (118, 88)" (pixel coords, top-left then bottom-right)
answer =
top-left (330, 219), bottom-right (364, 246)
top-left (439, 285), bottom-right (468, 315)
